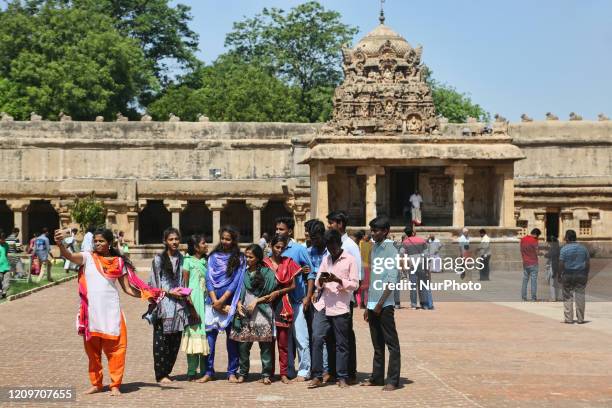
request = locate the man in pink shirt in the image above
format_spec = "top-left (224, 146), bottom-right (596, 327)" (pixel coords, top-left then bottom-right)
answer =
top-left (308, 229), bottom-right (359, 389)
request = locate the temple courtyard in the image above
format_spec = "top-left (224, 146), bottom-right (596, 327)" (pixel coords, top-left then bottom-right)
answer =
top-left (1, 265), bottom-right (611, 408)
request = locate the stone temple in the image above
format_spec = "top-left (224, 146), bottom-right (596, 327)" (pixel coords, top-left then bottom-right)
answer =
top-left (1, 16), bottom-right (611, 257)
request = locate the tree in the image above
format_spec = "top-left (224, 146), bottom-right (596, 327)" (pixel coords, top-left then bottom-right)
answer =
top-left (224, 1), bottom-right (358, 122)
top-left (423, 67), bottom-right (489, 123)
top-left (147, 56), bottom-right (302, 122)
top-left (70, 193), bottom-right (106, 231)
top-left (0, 1), bottom-right (155, 120)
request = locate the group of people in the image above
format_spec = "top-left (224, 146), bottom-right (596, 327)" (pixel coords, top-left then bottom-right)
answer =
top-left (520, 228), bottom-right (590, 323)
top-left (54, 210), bottom-right (403, 396)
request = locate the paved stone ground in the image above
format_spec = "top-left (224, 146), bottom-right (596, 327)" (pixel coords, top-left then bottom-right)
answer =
top-left (1, 267), bottom-right (612, 408)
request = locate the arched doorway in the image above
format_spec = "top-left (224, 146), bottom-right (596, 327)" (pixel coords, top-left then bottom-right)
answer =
top-left (180, 201), bottom-right (213, 243)
top-left (261, 200), bottom-right (293, 237)
top-left (27, 200), bottom-right (59, 238)
top-left (138, 200), bottom-right (171, 244)
top-left (0, 201), bottom-right (14, 234)
top-left (220, 201), bottom-right (252, 243)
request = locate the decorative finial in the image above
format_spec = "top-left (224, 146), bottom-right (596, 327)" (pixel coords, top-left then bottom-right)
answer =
top-left (379, 0), bottom-right (385, 24)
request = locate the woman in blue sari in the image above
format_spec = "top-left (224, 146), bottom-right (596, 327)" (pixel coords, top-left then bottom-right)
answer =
top-left (203, 226), bottom-right (246, 383)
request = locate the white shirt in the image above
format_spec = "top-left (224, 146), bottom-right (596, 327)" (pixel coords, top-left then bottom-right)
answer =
top-left (409, 193), bottom-right (423, 209)
top-left (81, 232), bottom-right (94, 252)
top-left (341, 233), bottom-right (362, 280)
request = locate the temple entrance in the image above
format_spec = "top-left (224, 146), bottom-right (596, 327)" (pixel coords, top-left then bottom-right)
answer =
top-left (389, 168), bottom-right (418, 225)
top-left (328, 167), bottom-right (365, 226)
top-left (546, 211), bottom-right (560, 241)
top-left (138, 200), bottom-right (171, 244)
top-left (27, 200), bottom-right (59, 237)
top-left (0, 201), bottom-right (13, 234)
top-left (221, 201), bottom-right (252, 243)
top-left (180, 201), bottom-right (213, 243)
top-left (261, 200), bottom-right (293, 238)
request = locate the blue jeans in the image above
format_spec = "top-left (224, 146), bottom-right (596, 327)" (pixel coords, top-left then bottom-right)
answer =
top-left (288, 301), bottom-right (311, 378)
top-left (522, 265), bottom-right (539, 300)
top-left (206, 327), bottom-right (239, 377)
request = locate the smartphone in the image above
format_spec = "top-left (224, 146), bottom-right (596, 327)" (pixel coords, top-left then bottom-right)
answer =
top-left (320, 272), bottom-right (331, 280)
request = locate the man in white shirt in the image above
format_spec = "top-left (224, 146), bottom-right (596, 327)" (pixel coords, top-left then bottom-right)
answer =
top-left (326, 210), bottom-right (361, 384)
top-left (409, 190), bottom-right (423, 225)
top-left (81, 226), bottom-right (95, 252)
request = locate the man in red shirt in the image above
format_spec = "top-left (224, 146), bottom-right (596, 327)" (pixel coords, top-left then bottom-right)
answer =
top-left (520, 228), bottom-right (541, 301)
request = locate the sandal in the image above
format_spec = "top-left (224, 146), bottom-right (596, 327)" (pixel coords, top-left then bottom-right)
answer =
top-left (308, 378), bottom-right (323, 389)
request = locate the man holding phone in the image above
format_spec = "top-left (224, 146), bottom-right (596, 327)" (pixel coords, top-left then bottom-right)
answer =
top-left (308, 229), bottom-right (358, 389)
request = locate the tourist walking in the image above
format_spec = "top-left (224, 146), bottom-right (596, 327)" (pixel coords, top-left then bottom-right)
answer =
top-left (203, 226), bottom-right (246, 383)
top-left (355, 230), bottom-right (372, 308)
top-left (361, 216), bottom-right (401, 391)
top-left (54, 228), bottom-right (163, 396)
top-left (559, 230), bottom-right (590, 324)
top-left (180, 234), bottom-right (209, 381)
top-left (402, 227), bottom-right (431, 309)
top-left (409, 190), bottom-right (423, 226)
top-left (520, 228), bottom-right (541, 301)
top-left (264, 234), bottom-right (301, 384)
top-left (6, 228), bottom-right (25, 279)
top-left (62, 228), bottom-right (79, 273)
top-left (477, 229), bottom-right (491, 281)
top-left (309, 229), bottom-right (359, 389)
top-left (34, 228), bottom-right (52, 282)
top-left (148, 228), bottom-right (190, 384)
top-left (326, 210), bottom-right (361, 383)
top-left (0, 233), bottom-right (11, 298)
top-left (458, 228), bottom-right (471, 280)
top-left (425, 234), bottom-right (443, 273)
top-left (81, 226), bottom-right (95, 252)
top-left (545, 237), bottom-right (562, 301)
top-left (275, 216), bottom-right (314, 381)
top-left (231, 244), bottom-right (277, 384)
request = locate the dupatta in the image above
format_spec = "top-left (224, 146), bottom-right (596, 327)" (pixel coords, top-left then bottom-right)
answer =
top-left (264, 256), bottom-right (301, 326)
top-left (77, 253), bottom-right (164, 341)
top-left (204, 252), bottom-right (246, 330)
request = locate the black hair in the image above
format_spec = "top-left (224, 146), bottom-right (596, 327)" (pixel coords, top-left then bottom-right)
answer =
top-left (187, 234), bottom-right (206, 257)
top-left (370, 216), bottom-right (391, 230)
top-left (479, 228), bottom-right (487, 235)
top-left (326, 210), bottom-right (348, 229)
top-left (71, 228), bottom-right (78, 234)
top-left (93, 228), bottom-right (135, 272)
top-left (270, 233), bottom-right (288, 248)
top-left (0, 232), bottom-right (6, 239)
top-left (565, 229), bottom-right (577, 242)
top-left (211, 226), bottom-right (243, 277)
top-left (354, 230), bottom-right (365, 241)
top-left (275, 216), bottom-right (295, 231)
top-left (304, 219), bottom-right (317, 234)
top-left (531, 228), bottom-right (542, 237)
top-left (307, 220), bottom-right (326, 238)
top-left (245, 244), bottom-right (265, 292)
top-left (41, 227), bottom-right (48, 234)
top-left (324, 229), bottom-right (342, 247)
top-left (12, 227), bottom-right (19, 234)
top-left (403, 225), bottom-right (414, 236)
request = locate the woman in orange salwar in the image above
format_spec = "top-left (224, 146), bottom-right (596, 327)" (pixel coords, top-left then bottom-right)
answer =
top-left (55, 228), bottom-right (163, 396)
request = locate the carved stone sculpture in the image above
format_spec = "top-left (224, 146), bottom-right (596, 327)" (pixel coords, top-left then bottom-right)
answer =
top-left (546, 112), bottom-right (559, 121)
top-left (197, 114), bottom-right (210, 122)
top-left (59, 112), bottom-right (72, 122)
top-left (521, 114), bottom-right (533, 122)
top-left (494, 113), bottom-right (508, 123)
top-left (598, 113), bottom-right (609, 121)
top-left (168, 113), bottom-right (180, 122)
top-left (569, 112), bottom-right (583, 121)
top-left (30, 112), bottom-right (42, 121)
top-left (116, 113), bottom-right (128, 122)
top-left (140, 114), bottom-right (152, 122)
top-left (1, 112), bottom-right (14, 122)
top-left (95, 116), bottom-right (104, 122)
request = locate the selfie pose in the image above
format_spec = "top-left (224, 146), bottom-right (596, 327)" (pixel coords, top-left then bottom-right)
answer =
top-left (54, 228), bottom-right (163, 396)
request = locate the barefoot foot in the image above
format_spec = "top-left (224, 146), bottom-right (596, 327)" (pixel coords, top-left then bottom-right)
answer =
top-left (83, 386), bottom-right (104, 395)
top-left (109, 387), bottom-right (121, 396)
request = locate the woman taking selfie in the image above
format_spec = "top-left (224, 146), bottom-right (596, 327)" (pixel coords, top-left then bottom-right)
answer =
top-left (264, 234), bottom-right (301, 384)
top-left (148, 227), bottom-right (190, 384)
top-left (204, 226), bottom-right (246, 383)
top-left (230, 244), bottom-right (277, 384)
top-left (54, 228), bottom-right (163, 396)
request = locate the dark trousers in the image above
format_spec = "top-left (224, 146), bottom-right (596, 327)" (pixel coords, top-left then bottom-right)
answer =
top-left (239, 341), bottom-right (274, 378)
top-left (368, 306), bottom-right (401, 386)
top-left (311, 310), bottom-right (350, 380)
top-left (562, 273), bottom-right (587, 323)
top-left (480, 256), bottom-right (491, 280)
top-left (348, 303), bottom-right (357, 379)
top-left (153, 324), bottom-right (182, 382)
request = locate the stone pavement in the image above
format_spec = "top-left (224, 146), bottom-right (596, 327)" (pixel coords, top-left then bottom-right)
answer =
top-left (1, 269), bottom-right (612, 408)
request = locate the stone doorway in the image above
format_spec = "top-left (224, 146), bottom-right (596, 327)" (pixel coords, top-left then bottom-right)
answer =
top-left (138, 200), bottom-right (171, 244)
top-left (27, 200), bottom-right (59, 237)
top-left (180, 201), bottom-right (213, 243)
top-left (546, 211), bottom-right (560, 241)
top-left (389, 168), bottom-right (418, 225)
top-left (261, 200), bottom-right (293, 238)
top-left (0, 201), bottom-right (13, 234)
top-left (220, 201), bottom-right (252, 243)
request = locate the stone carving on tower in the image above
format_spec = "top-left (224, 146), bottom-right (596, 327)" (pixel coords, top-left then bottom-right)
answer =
top-left (322, 10), bottom-right (437, 135)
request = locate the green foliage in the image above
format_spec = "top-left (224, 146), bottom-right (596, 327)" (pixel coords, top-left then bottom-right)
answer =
top-left (423, 67), bottom-right (490, 123)
top-left (147, 56), bottom-right (301, 122)
top-left (224, 1), bottom-right (358, 122)
top-left (0, 0), bottom-right (156, 120)
top-left (70, 194), bottom-right (106, 231)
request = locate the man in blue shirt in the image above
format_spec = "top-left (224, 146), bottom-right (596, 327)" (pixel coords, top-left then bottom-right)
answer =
top-left (275, 216), bottom-right (314, 381)
top-left (362, 216), bottom-right (401, 391)
top-left (559, 229), bottom-right (590, 324)
top-left (35, 228), bottom-right (52, 282)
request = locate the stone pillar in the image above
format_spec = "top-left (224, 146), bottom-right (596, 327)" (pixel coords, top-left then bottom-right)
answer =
top-left (286, 199), bottom-right (310, 242)
top-left (105, 208), bottom-right (117, 230)
top-left (357, 166), bottom-right (385, 224)
top-left (445, 166), bottom-right (466, 227)
top-left (310, 163), bottom-right (335, 219)
top-left (206, 200), bottom-right (227, 244)
top-left (164, 200), bottom-right (187, 230)
top-left (52, 200), bottom-right (74, 229)
top-left (246, 199), bottom-right (268, 243)
top-left (495, 164), bottom-right (515, 227)
top-left (126, 206), bottom-right (138, 245)
top-left (7, 200), bottom-right (30, 239)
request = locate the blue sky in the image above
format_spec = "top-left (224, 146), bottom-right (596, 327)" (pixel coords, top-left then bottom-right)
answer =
top-left (175, 0), bottom-right (612, 122)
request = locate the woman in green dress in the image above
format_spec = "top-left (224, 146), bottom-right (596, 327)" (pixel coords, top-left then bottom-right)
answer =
top-left (230, 244), bottom-right (277, 384)
top-left (180, 234), bottom-right (210, 381)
